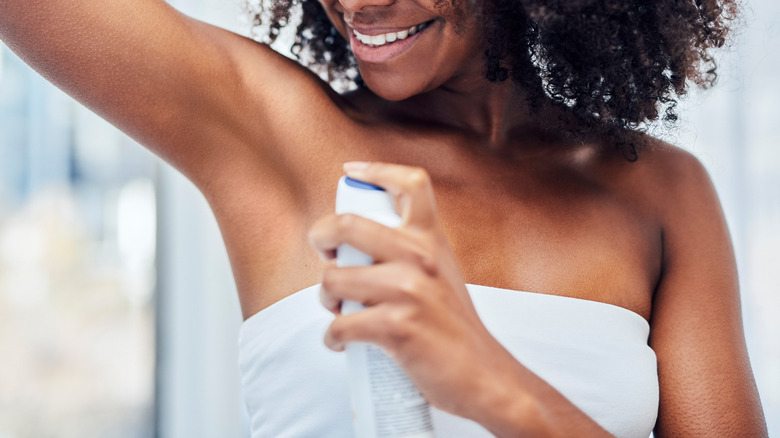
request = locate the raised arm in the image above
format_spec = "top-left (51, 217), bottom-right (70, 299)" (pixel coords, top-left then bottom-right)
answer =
top-left (0, 0), bottom-right (341, 189)
top-left (649, 148), bottom-right (767, 436)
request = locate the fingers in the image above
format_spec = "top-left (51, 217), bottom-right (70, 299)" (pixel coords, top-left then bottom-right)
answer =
top-left (319, 265), bottom-right (392, 314)
top-left (319, 263), bottom-right (430, 314)
top-left (324, 308), bottom-right (380, 352)
top-left (342, 161), bottom-right (439, 230)
top-left (308, 213), bottom-right (438, 275)
top-left (324, 305), bottom-right (415, 352)
top-left (316, 161), bottom-right (446, 353)
top-left (308, 213), bottom-right (395, 262)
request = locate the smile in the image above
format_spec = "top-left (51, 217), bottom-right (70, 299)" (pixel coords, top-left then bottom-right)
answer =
top-left (351, 21), bottom-right (433, 48)
top-left (348, 20), bottom-right (435, 63)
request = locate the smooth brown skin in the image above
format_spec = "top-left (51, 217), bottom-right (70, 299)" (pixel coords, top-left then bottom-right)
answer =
top-left (0, 0), bottom-right (767, 435)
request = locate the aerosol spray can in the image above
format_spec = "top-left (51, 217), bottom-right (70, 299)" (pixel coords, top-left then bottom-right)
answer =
top-left (335, 176), bottom-right (436, 438)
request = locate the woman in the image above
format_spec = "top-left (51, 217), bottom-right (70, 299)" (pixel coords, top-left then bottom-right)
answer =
top-left (0, 0), bottom-right (767, 435)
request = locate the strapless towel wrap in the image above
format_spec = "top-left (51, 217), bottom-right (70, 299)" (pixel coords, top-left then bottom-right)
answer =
top-left (239, 284), bottom-right (658, 438)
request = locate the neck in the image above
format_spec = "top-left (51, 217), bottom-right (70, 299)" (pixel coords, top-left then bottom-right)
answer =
top-left (385, 72), bottom-right (573, 155)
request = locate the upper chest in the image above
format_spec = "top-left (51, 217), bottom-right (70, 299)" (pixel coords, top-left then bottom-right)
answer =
top-left (225, 115), bottom-right (662, 320)
top-left (295, 126), bottom-right (662, 318)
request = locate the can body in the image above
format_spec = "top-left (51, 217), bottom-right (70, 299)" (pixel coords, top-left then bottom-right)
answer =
top-left (335, 176), bottom-right (435, 438)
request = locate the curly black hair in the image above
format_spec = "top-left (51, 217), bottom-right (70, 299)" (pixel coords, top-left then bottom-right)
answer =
top-left (243, 0), bottom-right (738, 158)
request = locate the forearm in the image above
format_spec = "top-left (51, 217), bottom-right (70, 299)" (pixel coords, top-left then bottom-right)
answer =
top-left (467, 341), bottom-right (612, 438)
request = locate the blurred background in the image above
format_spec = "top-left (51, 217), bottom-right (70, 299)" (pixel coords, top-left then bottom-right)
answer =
top-left (0, 0), bottom-right (777, 437)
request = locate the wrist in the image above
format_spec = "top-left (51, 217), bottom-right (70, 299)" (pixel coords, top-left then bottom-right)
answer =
top-left (464, 338), bottom-right (612, 438)
top-left (466, 341), bottom-right (550, 437)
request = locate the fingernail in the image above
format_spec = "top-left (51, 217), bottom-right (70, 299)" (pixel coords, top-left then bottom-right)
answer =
top-left (343, 161), bottom-right (369, 173)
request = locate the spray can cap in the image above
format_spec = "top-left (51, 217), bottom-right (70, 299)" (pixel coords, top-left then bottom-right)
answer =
top-left (336, 176), bottom-right (398, 217)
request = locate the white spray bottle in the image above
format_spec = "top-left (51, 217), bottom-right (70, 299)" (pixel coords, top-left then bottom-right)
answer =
top-left (335, 176), bottom-right (436, 438)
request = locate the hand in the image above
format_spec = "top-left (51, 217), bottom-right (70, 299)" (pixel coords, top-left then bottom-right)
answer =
top-left (308, 161), bottom-right (512, 419)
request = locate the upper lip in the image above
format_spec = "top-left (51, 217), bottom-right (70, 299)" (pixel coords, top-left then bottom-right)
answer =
top-left (345, 19), bottom-right (431, 36)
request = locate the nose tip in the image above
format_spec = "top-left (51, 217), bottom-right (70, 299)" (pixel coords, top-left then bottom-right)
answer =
top-left (338, 0), bottom-right (394, 13)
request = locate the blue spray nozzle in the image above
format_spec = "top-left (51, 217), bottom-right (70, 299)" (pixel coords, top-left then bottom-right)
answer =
top-left (344, 177), bottom-right (385, 191)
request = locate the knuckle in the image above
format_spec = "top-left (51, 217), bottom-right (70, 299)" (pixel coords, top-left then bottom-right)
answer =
top-left (337, 213), bottom-right (358, 234)
top-left (321, 267), bottom-right (340, 292)
top-left (385, 309), bottom-right (413, 346)
top-left (397, 273), bottom-right (426, 302)
top-left (307, 215), bottom-right (333, 241)
top-left (306, 223), bottom-right (322, 244)
top-left (406, 167), bottom-right (431, 190)
top-left (397, 277), bottom-right (416, 297)
top-left (410, 244), bottom-right (438, 277)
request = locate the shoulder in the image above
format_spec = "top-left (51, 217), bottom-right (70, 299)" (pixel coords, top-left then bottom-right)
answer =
top-left (610, 135), bottom-right (732, 295)
top-left (599, 134), bottom-right (718, 225)
top-left (637, 138), bottom-right (714, 196)
top-left (619, 137), bottom-right (767, 436)
top-left (638, 139), bottom-right (729, 254)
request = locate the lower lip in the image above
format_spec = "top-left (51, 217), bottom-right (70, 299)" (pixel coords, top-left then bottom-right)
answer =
top-left (349, 24), bottom-right (430, 63)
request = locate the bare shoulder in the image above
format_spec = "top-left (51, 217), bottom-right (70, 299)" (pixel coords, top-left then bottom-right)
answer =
top-left (608, 136), bottom-right (715, 208)
top-left (589, 135), bottom-right (721, 245)
top-left (593, 135), bottom-right (725, 243)
top-left (617, 137), bottom-right (767, 435)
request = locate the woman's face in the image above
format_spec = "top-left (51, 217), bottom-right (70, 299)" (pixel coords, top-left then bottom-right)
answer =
top-left (318, 0), bottom-right (484, 100)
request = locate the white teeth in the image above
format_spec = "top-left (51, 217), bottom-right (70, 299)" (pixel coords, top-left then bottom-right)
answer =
top-left (370, 34), bottom-right (386, 45)
top-left (355, 32), bottom-right (371, 45)
top-left (352, 22), bottom-right (429, 47)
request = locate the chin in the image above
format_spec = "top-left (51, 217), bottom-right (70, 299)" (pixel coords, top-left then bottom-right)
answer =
top-left (360, 68), bottom-right (434, 102)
